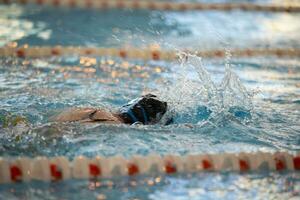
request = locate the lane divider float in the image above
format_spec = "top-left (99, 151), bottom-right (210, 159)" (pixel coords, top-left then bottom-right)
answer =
top-left (1, 0), bottom-right (300, 13)
top-left (1, 46), bottom-right (300, 60)
top-left (0, 151), bottom-right (299, 184)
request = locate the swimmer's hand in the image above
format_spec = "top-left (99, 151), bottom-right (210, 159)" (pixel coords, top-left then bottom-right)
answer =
top-left (0, 110), bottom-right (29, 128)
top-left (0, 113), bottom-right (28, 128)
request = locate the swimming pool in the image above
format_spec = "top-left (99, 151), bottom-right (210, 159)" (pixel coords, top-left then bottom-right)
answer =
top-left (0, 1), bottom-right (300, 199)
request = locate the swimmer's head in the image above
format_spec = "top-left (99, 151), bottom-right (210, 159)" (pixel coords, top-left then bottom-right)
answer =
top-left (119, 94), bottom-right (170, 125)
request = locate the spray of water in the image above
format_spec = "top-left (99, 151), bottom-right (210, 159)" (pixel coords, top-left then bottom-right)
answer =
top-left (158, 51), bottom-right (254, 125)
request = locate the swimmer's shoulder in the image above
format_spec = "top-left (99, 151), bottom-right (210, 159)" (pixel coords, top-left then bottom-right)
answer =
top-left (51, 107), bottom-right (97, 122)
top-left (87, 109), bottom-right (122, 123)
top-left (51, 107), bottom-right (123, 124)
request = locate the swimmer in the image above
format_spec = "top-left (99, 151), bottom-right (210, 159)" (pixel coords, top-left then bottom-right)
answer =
top-left (54, 94), bottom-right (172, 125)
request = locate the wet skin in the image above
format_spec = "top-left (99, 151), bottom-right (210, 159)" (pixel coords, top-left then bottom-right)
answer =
top-left (53, 108), bottom-right (124, 124)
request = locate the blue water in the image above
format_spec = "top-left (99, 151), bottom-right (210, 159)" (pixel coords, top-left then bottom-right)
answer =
top-left (0, 1), bottom-right (300, 199)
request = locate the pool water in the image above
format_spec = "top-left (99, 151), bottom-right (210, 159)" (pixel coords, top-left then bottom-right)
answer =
top-left (0, 1), bottom-right (300, 199)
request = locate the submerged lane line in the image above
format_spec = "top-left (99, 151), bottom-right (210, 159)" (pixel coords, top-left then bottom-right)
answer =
top-left (1, 46), bottom-right (300, 60)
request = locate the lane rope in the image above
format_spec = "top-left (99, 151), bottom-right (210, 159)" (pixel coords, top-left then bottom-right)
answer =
top-left (1, 46), bottom-right (300, 60)
top-left (0, 151), bottom-right (299, 183)
top-left (1, 0), bottom-right (300, 13)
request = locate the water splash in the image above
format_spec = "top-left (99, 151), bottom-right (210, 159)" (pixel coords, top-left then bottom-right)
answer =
top-left (158, 51), bottom-right (254, 125)
top-left (221, 49), bottom-right (253, 111)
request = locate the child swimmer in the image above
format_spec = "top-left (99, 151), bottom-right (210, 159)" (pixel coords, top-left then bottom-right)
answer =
top-left (54, 94), bottom-right (173, 125)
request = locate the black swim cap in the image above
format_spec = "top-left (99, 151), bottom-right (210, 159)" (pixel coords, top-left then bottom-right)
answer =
top-left (119, 94), bottom-right (168, 125)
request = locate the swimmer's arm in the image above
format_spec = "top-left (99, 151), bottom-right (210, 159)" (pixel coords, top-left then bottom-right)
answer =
top-left (51, 108), bottom-right (96, 122)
